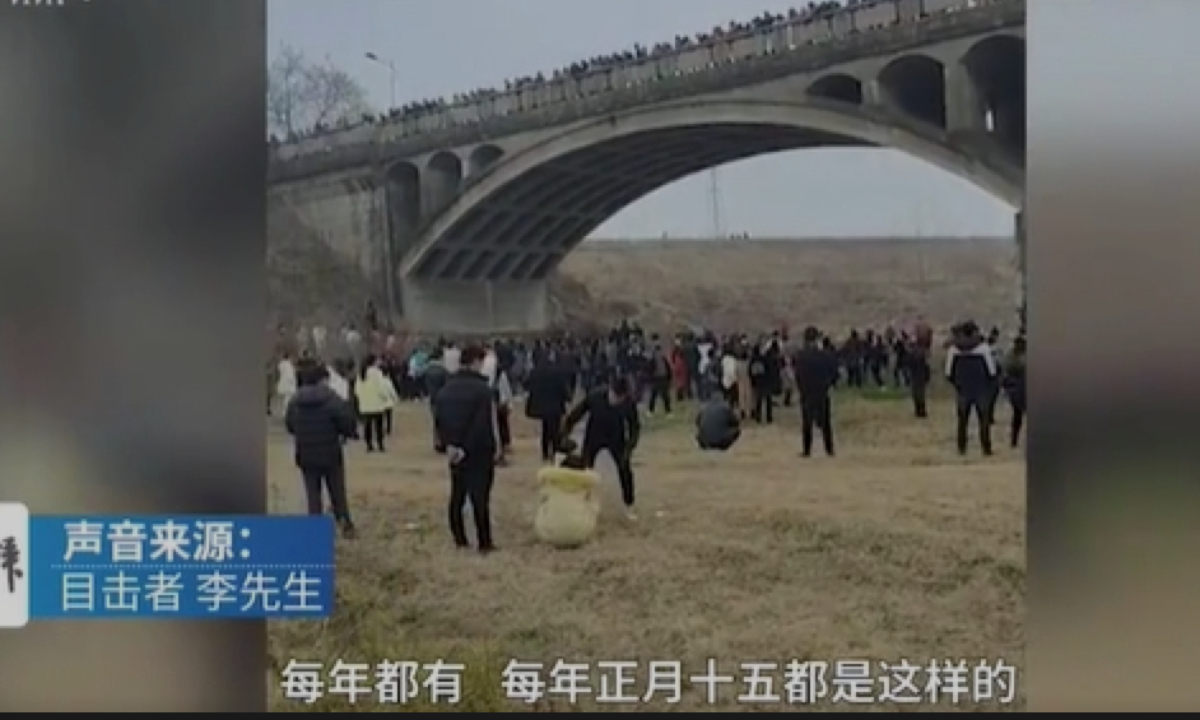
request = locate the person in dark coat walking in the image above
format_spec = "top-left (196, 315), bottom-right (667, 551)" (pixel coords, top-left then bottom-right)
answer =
top-left (748, 344), bottom-right (776, 424)
top-left (284, 361), bottom-right (358, 538)
top-left (1002, 336), bottom-right (1027, 448)
top-left (433, 345), bottom-right (500, 553)
top-left (792, 326), bottom-right (838, 457)
top-left (945, 321), bottom-right (998, 456)
top-left (524, 351), bottom-right (572, 461)
top-left (424, 349), bottom-right (449, 452)
top-left (906, 342), bottom-right (932, 418)
top-left (907, 318), bottom-right (934, 418)
top-left (645, 344), bottom-right (673, 415)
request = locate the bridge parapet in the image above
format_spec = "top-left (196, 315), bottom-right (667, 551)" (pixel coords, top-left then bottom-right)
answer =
top-left (268, 0), bottom-right (1023, 184)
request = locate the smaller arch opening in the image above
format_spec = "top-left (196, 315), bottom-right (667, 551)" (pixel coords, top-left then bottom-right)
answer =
top-left (466, 144), bottom-right (504, 178)
top-left (424, 151), bottom-right (463, 218)
top-left (963, 35), bottom-right (1026, 152)
top-left (877, 54), bottom-right (946, 128)
top-left (806, 74), bottom-right (863, 105)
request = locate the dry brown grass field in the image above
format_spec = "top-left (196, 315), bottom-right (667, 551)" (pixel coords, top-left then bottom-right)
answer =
top-left (554, 237), bottom-right (1017, 333)
top-left (266, 219), bottom-right (1017, 334)
top-left (267, 388), bottom-right (1025, 712)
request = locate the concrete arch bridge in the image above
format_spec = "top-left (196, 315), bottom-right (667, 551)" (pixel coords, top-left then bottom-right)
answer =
top-left (268, 0), bottom-right (1025, 333)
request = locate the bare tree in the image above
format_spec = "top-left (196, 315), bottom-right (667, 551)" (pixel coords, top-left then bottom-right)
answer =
top-left (267, 44), bottom-right (371, 137)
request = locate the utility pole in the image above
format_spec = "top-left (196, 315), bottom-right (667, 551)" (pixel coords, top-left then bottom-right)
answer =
top-left (707, 168), bottom-right (726, 239)
top-left (914, 203), bottom-right (929, 297)
top-left (365, 51), bottom-right (400, 323)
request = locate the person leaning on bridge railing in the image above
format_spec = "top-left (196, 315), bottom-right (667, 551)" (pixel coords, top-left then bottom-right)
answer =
top-left (271, 0), bottom-right (991, 149)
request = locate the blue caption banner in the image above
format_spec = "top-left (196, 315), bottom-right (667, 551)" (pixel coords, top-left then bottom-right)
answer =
top-left (13, 512), bottom-right (335, 621)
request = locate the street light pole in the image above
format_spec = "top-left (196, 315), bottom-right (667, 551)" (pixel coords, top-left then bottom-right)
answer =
top-left (364, 51), bottom-right (399, 323)
top-left (364, 51), bottom-right (396, 109)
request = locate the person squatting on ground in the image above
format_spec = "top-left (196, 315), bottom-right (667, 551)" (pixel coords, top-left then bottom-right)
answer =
top-left (696, 396), bottom-right (741, 451)
top-left (944, 321), bottom-right (998, 456)
top-left (561, 375), bottom-right (642, 520)
top-left (354, 354), bottom-right (398, 453)
top-left (284, 360), bottom-right (358, 538)
top-left (524, 349), bottom-right (573, 461)
top-left (792, 326), bottom-right (838, 457)
top-left (433, 345), bottom-right (500, 554)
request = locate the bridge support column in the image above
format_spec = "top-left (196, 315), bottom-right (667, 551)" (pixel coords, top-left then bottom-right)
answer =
top-left (862, 79), bottom-right (883, 107)
top-left (400, 277), bottom-right (550, 335)
top-left (1015, 209), bottom-right (1026, 332)
top-left (384, 163), bottom-right (423, 318)
top-left (945, 61), bottom-right (987, 135)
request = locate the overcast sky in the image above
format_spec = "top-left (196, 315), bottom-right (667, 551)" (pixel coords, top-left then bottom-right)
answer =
top-left (267, 0), bottom-right (1019, 239)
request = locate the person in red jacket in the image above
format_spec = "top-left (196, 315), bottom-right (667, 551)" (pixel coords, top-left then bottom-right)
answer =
top-left (670, 345), bottom-right (689, 402)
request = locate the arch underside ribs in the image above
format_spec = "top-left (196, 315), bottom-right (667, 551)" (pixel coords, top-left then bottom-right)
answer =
top-left (409, 34), bottom-right (1025, 284)
top-left (411, 125), bottom-right (866, 281)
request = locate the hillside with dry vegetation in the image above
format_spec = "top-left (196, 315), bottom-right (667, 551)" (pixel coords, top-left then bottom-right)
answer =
top-left (267, 207), bottom-right (375, 328)
top-left (268, 211), bottom-right (1018, 333)
top-left (555, 237), bottom-right (1018, 333)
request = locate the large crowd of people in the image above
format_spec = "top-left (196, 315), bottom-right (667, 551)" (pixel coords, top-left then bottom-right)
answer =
top-left (273, 314), bottom-right (1026, 551)
top-left (269, 0), bottom-right (948, 148)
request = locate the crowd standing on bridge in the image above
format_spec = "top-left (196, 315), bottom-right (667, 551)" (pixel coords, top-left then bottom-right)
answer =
top-left (269, 0), bottom-right (966, 147)
top-left (274, 313), bottom-right (1026, 550)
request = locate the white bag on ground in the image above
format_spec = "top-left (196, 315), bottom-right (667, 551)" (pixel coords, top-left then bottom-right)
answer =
top-left (534, 466), bottom-right (601, 548)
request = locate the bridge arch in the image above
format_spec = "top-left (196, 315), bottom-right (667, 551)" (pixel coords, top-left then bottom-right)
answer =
top-left (401, 98), bottom-right (1022, 281)
top-left (806, 73), bottom-right (864, 105)
top-left (466, 144), bottom-right (504, 178)
top-left (877, 54), bottom-right (946, 128)
top-left (963, 34), bottom-right (1025, 150)
top-left (423, 151), bottom-right (463, 217)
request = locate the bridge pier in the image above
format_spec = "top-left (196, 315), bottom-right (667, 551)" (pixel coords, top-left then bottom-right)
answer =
top-left (1015, 209), bottom-right (1026, 332)
top-left (400, 278), bottom-right (550, 335)
top-left (946, 62), bottom-right (987, 134)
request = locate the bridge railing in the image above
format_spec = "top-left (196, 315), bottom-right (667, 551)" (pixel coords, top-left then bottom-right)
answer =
top-left (269, 0), bottom-right (1016, 177)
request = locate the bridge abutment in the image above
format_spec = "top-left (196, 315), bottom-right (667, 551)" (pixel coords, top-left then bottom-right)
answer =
top-left (400, 277), bottom-right (550, 335)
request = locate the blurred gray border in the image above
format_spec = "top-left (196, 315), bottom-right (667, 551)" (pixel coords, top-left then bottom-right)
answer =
top-left (0, 0), bottom-right (267, 711)
top-left (1027, 0), bottom-right (1200, 710)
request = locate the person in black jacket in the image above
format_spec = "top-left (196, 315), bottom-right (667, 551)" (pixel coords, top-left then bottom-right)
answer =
top-left (524, 351), bottom-right (572, 461)
top-left (748, 344), bottom-right (774, 424)
top-left (432, 345), bottom-right (499, 553)
top-left (945, 321), bottom-right (998, 456)
top-left (284, 361), bottom-right (358, 538)
top-left (792, 326), bottom-right (838, 457)
top-left (1002, 335), bottom-right (1027, 448)
top-left (645, 344), bottom-right (673, 416)
top-left (424, 349), bottom-right (449, 452)
top-left (906, 339), bottom-right (932, 419)
top-left (561, 375), bottom-right (642, 520)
